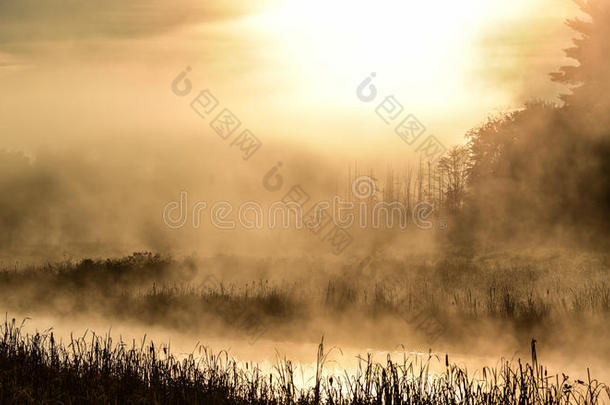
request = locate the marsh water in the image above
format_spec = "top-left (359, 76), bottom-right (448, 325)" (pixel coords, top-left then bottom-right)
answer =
top-left (13, 310), bottom-right (610, 391)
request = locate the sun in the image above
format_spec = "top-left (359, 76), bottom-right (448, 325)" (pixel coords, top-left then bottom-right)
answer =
top-left (246, 0), bottom-right (503, 111)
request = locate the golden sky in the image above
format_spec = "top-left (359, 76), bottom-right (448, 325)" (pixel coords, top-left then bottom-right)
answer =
top-left (0, 0), bottom-right (581, 161)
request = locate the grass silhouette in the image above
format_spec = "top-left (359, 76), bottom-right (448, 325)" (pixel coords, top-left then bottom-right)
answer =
top-left (1, 317), bottom-right (609, 404)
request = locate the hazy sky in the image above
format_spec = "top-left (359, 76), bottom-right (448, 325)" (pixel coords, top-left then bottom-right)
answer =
top-left (0, 0), bottom-right (580, 162)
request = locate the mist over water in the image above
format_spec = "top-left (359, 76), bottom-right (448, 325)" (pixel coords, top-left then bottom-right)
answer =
top-left (1, 0), bottom-right (610, 403)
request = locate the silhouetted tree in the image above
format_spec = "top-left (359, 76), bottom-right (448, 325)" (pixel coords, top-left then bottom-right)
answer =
top-left (551, 0), bottom-right (610, 130)
top-left (437, 146), bottom-right (470, 213)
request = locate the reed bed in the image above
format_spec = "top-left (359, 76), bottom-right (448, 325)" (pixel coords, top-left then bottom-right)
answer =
top-left (1, 253), bottom-right (609, 337)
top-left (1, 318), bottom-right (608, 404)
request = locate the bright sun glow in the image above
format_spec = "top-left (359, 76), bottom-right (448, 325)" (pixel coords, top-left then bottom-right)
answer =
top-left (265, 0), bottom-right (492, 61)
top-left (246, 0), bottom-right (507, 111)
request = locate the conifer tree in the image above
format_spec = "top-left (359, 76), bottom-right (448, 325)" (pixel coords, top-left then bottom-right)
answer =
top-left (551, 0), bottom-right (610, 127)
